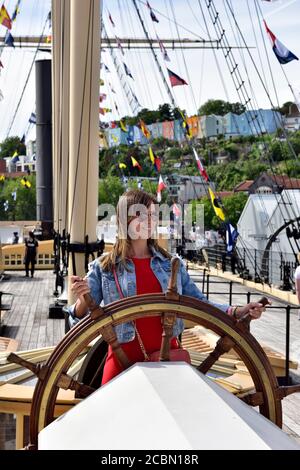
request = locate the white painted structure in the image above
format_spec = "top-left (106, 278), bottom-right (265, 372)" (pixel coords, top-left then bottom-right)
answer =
top-left (39, 363), bottom-right (299, 450)
top-left (237, 190), bottom-right (300, 283)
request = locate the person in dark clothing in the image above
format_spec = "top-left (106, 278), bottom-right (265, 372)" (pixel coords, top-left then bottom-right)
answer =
top-left (24, 231), bottom-right (39, 278)
top-left (12, 232), bottom-right (19, 244)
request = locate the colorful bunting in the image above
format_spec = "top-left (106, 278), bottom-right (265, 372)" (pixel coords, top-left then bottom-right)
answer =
top-left (146, 2), bottom-right (159, 23)
top-left (29, 112), bottom-right (36, 124)
top-left (11, 0), bottom-right (21, 23)
top-left (99, 107), bottom-right (112, 115)
top-left (99, 78), bottom-right (105, 86)
top-left (149, 147), bottom-right (155, 164)
top-left (172, 203), bottom-right (181, 218)
top-left (46, 10), bottom-right (51, 28)
top-left (108, 11), bottom-right (115, 27)
top-left (101, 63), bottom-right (110, 72)
top-left (119, 163), bottom-right (127, 169)
top-left (0, 174), bottom-right (5, 182)
top-left (120, 120), bottom-right (128, 132)
top-left (208, 187), bottom-right (226, 221)
top-left (154, 157), bottom-right (161, 172)
top-left (226, 222), bottom-right (238, 254)
top-left (0, 4), bottom-right (12, 30)
top-left (156, 34), bottom-right (170, 62)
top-left (192, 148), bottom-right (209, 181)
top-left (131, 156), bottom-right (142, 171)
top-left (167, 68), bottom-right (188, 87)
top-left (4, 30), bottom-right (15, 47)
top-left (116, 36), bottom-right (125, 56)
top-left (11, 150), bottom-right (19, 163)
top-left (157, 175), bottom-right (166, 202)
top-left (182, 120), bottom-right (193, 139)
top-left (99, 93), bottom-right (107, 102)
top-left (20, 177), bottom-right (31, 189)
top-left (139, 119), bottom-right (151, 139)
top-left (123, 62), bottom-right (134, 79)
top-left (264, 20), bottom-right (298, 64)
top-left (109, 82), bottom-right (116, 93)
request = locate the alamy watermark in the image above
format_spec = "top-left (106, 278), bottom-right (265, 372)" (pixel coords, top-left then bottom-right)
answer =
top-left (97, 202), bottom-right (205, 252)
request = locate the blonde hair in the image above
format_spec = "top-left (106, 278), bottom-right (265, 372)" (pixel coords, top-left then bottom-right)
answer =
top-left (297, 252), bottom-right (300, 264)
top-left (100, 189), bottom-right (171, 271)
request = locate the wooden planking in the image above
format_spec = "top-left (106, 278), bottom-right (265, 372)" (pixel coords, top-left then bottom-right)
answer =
top-left (0, 271), bottom-right (65, 351)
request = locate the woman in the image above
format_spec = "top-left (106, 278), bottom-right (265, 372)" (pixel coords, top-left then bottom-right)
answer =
top-left (69, 189), bottom-right (266, 385)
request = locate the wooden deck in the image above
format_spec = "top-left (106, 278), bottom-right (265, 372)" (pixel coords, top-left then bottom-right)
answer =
top-left (0, 270), bottom-right (65, 350)
top-left (0, 268), bottom-right (299, 446)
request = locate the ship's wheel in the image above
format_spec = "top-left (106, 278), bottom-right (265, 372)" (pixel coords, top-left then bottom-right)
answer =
top-left (8, 258), bottom-right (300, 449)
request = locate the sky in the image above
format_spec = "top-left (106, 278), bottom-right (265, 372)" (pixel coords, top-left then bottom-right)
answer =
top-left (0, 0), bottom-right (300, 144)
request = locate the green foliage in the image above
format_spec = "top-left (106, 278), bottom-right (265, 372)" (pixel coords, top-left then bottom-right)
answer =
top-left (224, 142), bottom-right (239, 160)
top-left (98, 176), bottom-right (125, 206)
top-left (0, 176), bottom-right (36, 221)
top-left (198, 99), bottom-right (246, 117)
top-left (0, 136), bottom-right (26, 160)
top-left (276, 101), bottom-right (293, 116)
top-left (195, 192), bottom-right (247, 230)
top-left (117, 104), bottom-right (186, 127)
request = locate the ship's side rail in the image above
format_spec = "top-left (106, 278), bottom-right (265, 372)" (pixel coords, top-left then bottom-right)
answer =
top-left (187, 266), bottom-right (299, 386)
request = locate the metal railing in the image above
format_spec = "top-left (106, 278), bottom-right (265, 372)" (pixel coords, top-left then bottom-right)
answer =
top-left (189, 268), bottom-right (298, 386)
top-left (179, 242), bottom-right (297, 290)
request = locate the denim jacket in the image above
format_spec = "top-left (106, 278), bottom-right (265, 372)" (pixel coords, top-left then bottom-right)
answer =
top-left (67, 246), bottom-right (229, 344)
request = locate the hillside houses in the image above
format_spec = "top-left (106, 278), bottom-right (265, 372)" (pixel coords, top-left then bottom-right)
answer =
top-left (103, 109), bottom-right (283, 148)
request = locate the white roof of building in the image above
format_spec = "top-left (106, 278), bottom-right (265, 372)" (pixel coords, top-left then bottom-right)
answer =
top-left (39, 363), bottom-right (299, 450)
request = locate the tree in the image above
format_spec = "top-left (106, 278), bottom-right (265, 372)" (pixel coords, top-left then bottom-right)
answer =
top-left (276, 101), bottom-right (293, 116)
top-left (196, 192), bottom-right (247, 230)
top-left (0, 175), bottom-right (36, 221)
top-left (157, 103), bottom-right (173, 121)
top-left (0, 136), bottom-right (26, 160)
top-left (98, 176), bottom-right (125, 206)
top-left (198, 99), bottom-right (246, 116)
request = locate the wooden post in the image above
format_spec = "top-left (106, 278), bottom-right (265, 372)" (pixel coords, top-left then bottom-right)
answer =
top-left (15, 413), bottom-right (25, 449)
top-left (68, 0), bottom-right (101, 302)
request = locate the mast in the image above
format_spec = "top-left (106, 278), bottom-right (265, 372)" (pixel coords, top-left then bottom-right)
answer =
top-left (67, 0), bottom-right (101, 302)
top-left (52, 0), bottom-right (70, 234)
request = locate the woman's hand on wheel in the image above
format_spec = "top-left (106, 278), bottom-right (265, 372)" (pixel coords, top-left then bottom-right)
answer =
top-left (235, 300), bottom-right (270, 320)
top-left (70, 276), bottom-right (90, 300)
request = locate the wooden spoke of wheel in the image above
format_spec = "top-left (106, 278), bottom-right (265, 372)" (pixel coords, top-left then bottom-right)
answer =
top-left (24, 292), bottom-right (286, 449)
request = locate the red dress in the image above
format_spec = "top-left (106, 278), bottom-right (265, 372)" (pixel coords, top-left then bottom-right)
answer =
top-left (101, 257), bottom-right (179, 385)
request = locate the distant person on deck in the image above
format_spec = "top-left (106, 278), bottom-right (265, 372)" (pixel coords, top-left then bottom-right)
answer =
top-left (294, 252), bottom-right (300, 320)
top-left (12, 232), bottom-right (19, 244)
top-left (24, 231), bottom-right (39, 278)
top-left (68, 189), bottom-right (267, 385)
